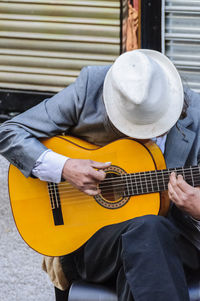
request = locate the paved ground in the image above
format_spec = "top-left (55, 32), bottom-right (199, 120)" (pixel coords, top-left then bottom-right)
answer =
top-left (0, 155), bottom-right (54, 301)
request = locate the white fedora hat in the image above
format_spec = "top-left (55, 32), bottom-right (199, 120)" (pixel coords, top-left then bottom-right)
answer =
top-left (103, 49), bottom-right (184, 139)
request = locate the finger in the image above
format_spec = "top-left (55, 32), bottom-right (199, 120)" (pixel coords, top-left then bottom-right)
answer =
top-left (168, 182), bottom-right (179, 202)
top-left (170, 173), bottom-right (194, 199)
top-left (170, 172), bottom-right (192, 192)
top-left (168, 173), bottom-right (180, 196)
top-left (84, 188), bottom-right (101, 196)
top-left (85, 183), bottom-right (100, 190)
top-left (169, 172), bottom-right (177, 186)
top-left (89, 168), bottom-right (106, 181)
top-left (176, 174), bottom-right (194, 193)
top-left (169, 179), bottom-right (183, 198)
top-left (168, 180), bottom-right (186, 205)
top-left (90, 160), bottom-right (111, 170)
top-left (169, 173), bottom-right (183, 195)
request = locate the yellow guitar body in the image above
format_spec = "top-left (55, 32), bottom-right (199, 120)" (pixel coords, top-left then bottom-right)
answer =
top-left (8, 136), bottom-right (169, 256)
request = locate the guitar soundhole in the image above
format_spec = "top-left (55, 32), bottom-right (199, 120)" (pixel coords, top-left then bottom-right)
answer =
top-left (99, 172), bottom-right (124, 202)
top-left (94, 165), bottom-right (130, 209)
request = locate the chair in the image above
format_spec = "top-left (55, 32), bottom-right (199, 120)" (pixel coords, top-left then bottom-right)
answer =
top-left (67, 270), bottom-right (200, 301)
top-left (68, 281), bottom-right (117, 301)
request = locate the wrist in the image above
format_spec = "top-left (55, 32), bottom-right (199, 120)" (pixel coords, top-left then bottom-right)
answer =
top-left (62, 158), bottom-right (70, 177)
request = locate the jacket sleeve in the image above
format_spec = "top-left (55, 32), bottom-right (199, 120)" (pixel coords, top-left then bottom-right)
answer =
top-left (0, 67), bottom-right (89, 177)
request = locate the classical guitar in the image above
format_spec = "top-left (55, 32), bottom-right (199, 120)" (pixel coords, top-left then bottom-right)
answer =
top-left (8, 136), bottom-right (200, 256)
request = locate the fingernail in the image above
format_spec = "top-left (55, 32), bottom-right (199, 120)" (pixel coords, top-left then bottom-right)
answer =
top-left (105, 162), bottom-right (111, 165)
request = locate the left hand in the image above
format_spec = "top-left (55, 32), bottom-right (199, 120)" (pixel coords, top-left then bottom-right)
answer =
top-left (168, 172), bottom-right (200, 220)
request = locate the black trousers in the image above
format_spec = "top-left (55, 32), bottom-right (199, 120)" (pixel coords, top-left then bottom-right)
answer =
top-left (58, 215), bottom-right (200, 301)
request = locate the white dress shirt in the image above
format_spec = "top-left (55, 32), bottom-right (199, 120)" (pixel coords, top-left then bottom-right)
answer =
top-left (32, 149), bottom-right (69, 183)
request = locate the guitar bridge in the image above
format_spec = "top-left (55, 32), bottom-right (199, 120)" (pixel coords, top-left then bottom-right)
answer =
top-left (48, 182), bottom-right (64, 226)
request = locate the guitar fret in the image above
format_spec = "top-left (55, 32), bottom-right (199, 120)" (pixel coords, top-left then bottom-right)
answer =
top-left (132, 174), bottom-right (140, 195)
top-left (183, 167), bottom-right (193, 187)
top-left (143, 172), bottom-right (149, 193)
top-left (144, 171), bottom-right (152, 193)
top-left (182, 167), bottom-right (185, 181)
top-left (161, 169), bottom-right (167, 191)
top-left (133, 173), bottom-right (139, 195)
top-left (139, 173), bottom-right (144, 194)
top-left (127, 165), bottom-right (200, 197)
top-left (155, 170), bottom-right (160, 192)
top-left (195, 166), bottom-right (200, 186)
top-left (148, 171), bottom-right (154, 193)
top-left (166, 169), bottom-right (171, 189)
top-left (198, 166), bottom-right (200, 186)
top-left (149, 170), bottom-right (157, 192)
top-left (190, 166), bottom-right (195, 187)
top-left (126, 174), bottom-right (131, 196)
top-left (124, 173), bottom-right (133, 196)
top-left (129, 174), bottom-right (134, 196)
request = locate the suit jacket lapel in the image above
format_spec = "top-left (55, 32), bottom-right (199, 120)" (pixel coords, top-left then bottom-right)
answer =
top-left (164, 116), bottom-right (195, 168)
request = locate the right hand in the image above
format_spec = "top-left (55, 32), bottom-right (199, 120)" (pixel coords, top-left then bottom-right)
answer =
top-left (62, 159), bottom-right (111, 196)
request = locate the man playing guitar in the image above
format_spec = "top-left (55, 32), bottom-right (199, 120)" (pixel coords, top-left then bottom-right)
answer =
top-left (0, 49), bottom-right (200, 301)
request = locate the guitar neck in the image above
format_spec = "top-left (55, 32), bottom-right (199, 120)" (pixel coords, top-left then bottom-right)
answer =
top-left (124, 166), bottom-right (200, 196)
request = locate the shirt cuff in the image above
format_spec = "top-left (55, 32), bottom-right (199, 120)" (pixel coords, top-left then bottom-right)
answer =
top-left (32, 149), bottom-right (69, 183)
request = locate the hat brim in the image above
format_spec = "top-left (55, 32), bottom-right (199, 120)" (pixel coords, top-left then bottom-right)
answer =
top-left (103, 49), bottom-right (184, 139)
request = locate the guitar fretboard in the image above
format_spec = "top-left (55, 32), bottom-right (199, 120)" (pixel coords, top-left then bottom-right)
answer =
top-left (122, 166), bottom-right (200, 196)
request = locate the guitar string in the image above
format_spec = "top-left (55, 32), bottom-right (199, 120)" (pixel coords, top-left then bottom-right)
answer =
top-left (40, 189), bottom-right (168, 209)
top-left (54, 166), bottom-right (200, 187)
top-left (45, 167), bottom-right (200, 207)
top-left (47, 174), bottom-right (200, 202)
top-left (25, 175), bottom-right (200, 210)
top-left (51, 167), bottom-right (200, 192)
top-left (49, 178), bottom-right (200, 208)
top-left (48, 181), bottom-right (200, 206)
top-left (47, 169), bottom-right (200, 195)
top-left (47, 174), bottom-right (200, 199)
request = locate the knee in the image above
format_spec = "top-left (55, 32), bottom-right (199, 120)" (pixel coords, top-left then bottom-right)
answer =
top-left (136, 214), bottom-right (170, 227)
top-left (126, 214), bottom-right (177, 237)
top-left (122, 215), bottom-right (179, 253)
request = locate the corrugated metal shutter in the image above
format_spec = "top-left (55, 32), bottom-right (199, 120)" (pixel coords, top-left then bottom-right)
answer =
top-left (162, 0), bottom-right (200, 93)
top-left (0, 0), bottom-right (126, 92)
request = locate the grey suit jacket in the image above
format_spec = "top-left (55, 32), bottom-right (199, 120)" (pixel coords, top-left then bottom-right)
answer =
top-left (0, 65), bottom-right (200, 249)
